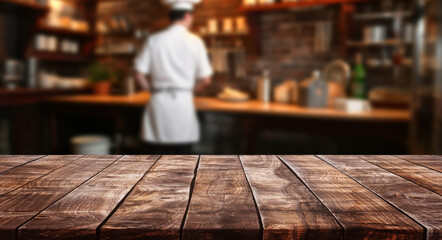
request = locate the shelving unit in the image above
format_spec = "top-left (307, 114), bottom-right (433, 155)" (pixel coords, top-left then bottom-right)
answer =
top-left (27, 50), bottom-right (89, 62)
top-left (25, 0), bottom-right (98, 66)
top-left (35, 25), bottom-right (95, 39)
top-left (0, 0), bottom-right (49, 12)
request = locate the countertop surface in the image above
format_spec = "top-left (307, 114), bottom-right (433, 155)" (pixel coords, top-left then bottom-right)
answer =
top-left (0, 155), bottom-right (440, 240)
top-left (47, 92), bottom-right (411, 122)
top-left (0, 88), bottom-right (91, 106)
top-left (0, 87), bottom-right (90, 96)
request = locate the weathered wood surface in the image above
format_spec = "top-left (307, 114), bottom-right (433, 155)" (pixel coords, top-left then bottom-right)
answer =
top-left (395, 155), bottom-right (442, 172)
top-left (101, 155), bottom-right (199, 240)
top-left (319, 155), bottom-right (442, 240)
top-left (280, 155), bottom-right (424, 239)
top-left (0, 155), bottom-right (121, 240)
top-left (0, 155), bottom-right (82, 196)
top-left (240, 155), bottom-right (342, 240)
top-left (0, 155), bottom-right (44, 173)
top-left (0, 155), bottom-right (440, 240)
top-left (19, 155), bottom-right (159, 240)
top-left (359, 155), bottom-right (442, 195)
top-left (182, 155), bottom-right (261, 240)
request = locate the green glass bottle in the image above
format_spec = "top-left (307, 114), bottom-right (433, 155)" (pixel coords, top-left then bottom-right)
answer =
top-left (351, 53), bottom-right (366, 99)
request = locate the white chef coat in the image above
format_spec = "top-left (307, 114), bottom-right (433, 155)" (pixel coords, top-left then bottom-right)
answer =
top-left (135, 24), bottom-right (213, 144)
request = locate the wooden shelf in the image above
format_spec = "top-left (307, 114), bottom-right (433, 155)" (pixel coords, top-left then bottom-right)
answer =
top-left (98, 31), bottom-right (134, 38)
top-left (347, 40), bottom-right (412, 47)
top-left (36, 25), bottom-right (95, 38)
top-left (95, 52), bottom-right (135, 57)
top-left (353, 11), bottom-right (412, 20)
top-left (201, 32), bottom-right (249, 38)
top-left (28, 51), bottom-right (90, 62)
top-left (0, 0), bottom-right (49, 11)
top-left (240, 0), bottom-right (374, 13)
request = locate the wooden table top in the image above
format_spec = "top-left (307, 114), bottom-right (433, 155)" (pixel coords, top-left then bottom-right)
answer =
top-left (0, 155), bottom-right (440, 240)
top-left (47, 93), bottom-right (410, 122)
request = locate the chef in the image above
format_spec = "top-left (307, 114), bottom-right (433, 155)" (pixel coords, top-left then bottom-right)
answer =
top-left (135, 0), bottom-right (213, 154)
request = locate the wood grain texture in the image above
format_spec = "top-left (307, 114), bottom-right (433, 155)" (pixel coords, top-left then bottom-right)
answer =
top-left (395, 155), bottom-right (442, 172)
top-left (358, 155), bottom-right (442, 195)
top-left (0, 155), bottom-right (439, 239)
top-left (19, 155), bottom-right (159, 240)
top-left (240, 155), bottom-right (342, 240)
top-left (101, 155), bottom-right (199, 240)
top-left (0, 155), bottom-right (120, 240)
top-left (182, 155), bottom-right (261, 240)
top-left (0, 155), bottom-right (44, 173)
top-left (319, 155), bottom-right (442, 240)
top-left (280, 155), bottom-right (424, 240)
top-left (0, 155), bottom-right (82, 196)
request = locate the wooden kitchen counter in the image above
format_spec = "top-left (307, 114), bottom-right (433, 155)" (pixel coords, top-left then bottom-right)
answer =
top-left (0, 155), bottom-right (440, 240)
top-left (47, 92), bottom-right (410, 122)
top-left (0, 87), bottom-right (91, 106)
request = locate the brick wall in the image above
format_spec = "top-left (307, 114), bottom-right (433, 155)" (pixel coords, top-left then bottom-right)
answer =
top-left (249, 6), bottom-right (341, 81)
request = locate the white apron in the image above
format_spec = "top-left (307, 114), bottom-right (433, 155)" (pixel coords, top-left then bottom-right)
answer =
top-left (141, 90), bottom-right (199, 144)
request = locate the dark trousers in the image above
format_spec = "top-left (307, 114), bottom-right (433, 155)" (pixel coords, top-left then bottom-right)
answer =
top-left (142, 143), bottom-right (194, 155)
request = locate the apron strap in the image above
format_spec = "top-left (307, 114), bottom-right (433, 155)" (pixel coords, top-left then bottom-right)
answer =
top-left (152, 87), bottom-right (193, 99)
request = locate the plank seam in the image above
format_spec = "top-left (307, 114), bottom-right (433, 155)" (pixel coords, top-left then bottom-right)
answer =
top-left (96, 155), bottom-right (162, 240)
top-left (0, 155), bottom-right (84, 198)
top-left (357, 156), bottom-right (442, 197)
top-left (238, 155), bottom-right (264, 240)
top-left (0, 155), bottom-right (46, 175)
top-left (14, 155), bottom-right (124, 240)
top-left (394, 156), bottom-right (442, 174)
top-left (276, 155), bottom-right (346, 240)
top-left (317, 155), bottom-right (428, 240)
top-left (179, 155), bottom-right (202, 240)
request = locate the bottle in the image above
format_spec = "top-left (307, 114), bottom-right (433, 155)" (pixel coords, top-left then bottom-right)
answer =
top-left (257, 70), bottom-right (271, 103)
top-left (351, 53), bottom-right (366, 99)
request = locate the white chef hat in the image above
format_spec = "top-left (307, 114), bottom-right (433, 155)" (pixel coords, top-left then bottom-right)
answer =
top-left (162, 0), bottom-right (201, 11)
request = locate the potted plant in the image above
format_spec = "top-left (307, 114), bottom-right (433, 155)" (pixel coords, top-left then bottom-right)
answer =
top-left (88, 62), bottom-right (115, 95)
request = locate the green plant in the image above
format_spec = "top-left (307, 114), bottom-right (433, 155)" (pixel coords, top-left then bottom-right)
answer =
top-left (87, 62), bottom-right (116, 84)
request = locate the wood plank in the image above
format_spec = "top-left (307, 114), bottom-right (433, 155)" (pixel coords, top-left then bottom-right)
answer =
top-left (0, 155), bottom-right (83, 196)
top-left (395, 155), bottom-right (442, 172)
top-left (240, 155), bottom-right (342, 240)
top-left (358, 155), bottom-right (442, 195)
top-left (101, 155), bottom-right (199, 240)
top-left (19, 155), bottom-right (160, 240)
top-left (0, 155), bottom-right (44, 173)
top-left (319, 155), bottom-right (442, 240)
top-left (182, 155), bottom-right (261, 240)
top-left (279, 155), bottom-right (424, 240)
top-left (0, 155), bottom-right (121, 240)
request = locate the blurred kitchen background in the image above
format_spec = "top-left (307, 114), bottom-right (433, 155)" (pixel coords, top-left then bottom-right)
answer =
top-left (0, 0), bottom-right (441, 155)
